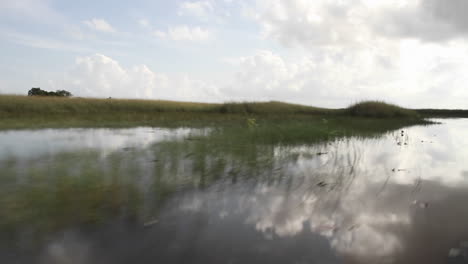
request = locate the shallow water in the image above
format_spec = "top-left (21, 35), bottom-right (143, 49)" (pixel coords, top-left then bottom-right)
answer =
top-left (1, 119), bottom-right (468, 264)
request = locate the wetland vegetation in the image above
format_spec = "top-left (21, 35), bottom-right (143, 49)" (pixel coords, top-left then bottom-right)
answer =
top-left (2, 120), bottom-right (468, 263)
top-left (2, 94), bottom-right (467, 263)
top-left (0, 95), bottom-right (428, 130)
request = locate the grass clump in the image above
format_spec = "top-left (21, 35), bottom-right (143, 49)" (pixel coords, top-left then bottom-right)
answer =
top-left (346, 101), bottom-right (419, 118)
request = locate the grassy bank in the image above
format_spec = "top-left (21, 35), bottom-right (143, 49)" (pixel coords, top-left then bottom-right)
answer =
top-left (0, 95), bottom-right (332, 116)
top-left (0, 95), bottom-right (428, 129)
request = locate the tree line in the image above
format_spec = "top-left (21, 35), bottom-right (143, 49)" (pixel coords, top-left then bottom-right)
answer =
top-left (28, 88), bottom-right (72, 97)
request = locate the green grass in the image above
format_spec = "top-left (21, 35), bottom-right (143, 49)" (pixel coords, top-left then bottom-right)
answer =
top-left (346, 101), bottom-right (419, 118)
top-left (205, 117), bottom-right (429, 146)
top-left (0, 95), bottom-right (329, 116)
top-left (0, 95), bottom-right (429, 130)
top-left (218, 101), bottom-right (331, 114)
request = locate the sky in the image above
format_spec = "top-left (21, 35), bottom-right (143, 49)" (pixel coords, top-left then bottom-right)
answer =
top-left (1, 0), bottom-right (468, 108)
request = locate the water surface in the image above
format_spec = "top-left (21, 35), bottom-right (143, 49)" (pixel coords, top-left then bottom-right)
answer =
top-left (1, 120), bottom-right (468, 264)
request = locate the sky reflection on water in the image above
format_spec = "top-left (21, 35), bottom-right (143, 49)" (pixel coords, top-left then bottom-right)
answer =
top-left (1, 119), bottom-right (468, 263)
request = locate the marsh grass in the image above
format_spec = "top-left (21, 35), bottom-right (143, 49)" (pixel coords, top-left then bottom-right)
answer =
top-left (0, 151), bottom-right (146, 239)
top-left (219, 101), bottom-right (331, 114)
top-left (202, 117), bottom-right (430, 147)
top-left (0, 94), bottom-right (440, 252)
top-left (0, 95), bottom-right (329, 116)
top-left (0, 114), bottom-right (432, 243)
top-left (0, 95), bottom-right (428, 130)
top-left (346, 101), bottom-right (419, 118)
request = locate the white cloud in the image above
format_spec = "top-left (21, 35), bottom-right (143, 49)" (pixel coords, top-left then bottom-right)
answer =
top-left (235, 0), bottom-right (468, 108)
top-left (83, 18), bottom-right (116, 33)
top-left (178, 1), bottom-right (213, 18)
top-left (221, 45), bottom-right (468, 108)
top-left (45, 47), bottom-right (468, 109)
top-left (251, 0), bottom-right (367, 48)
top-left (9, 43), bottom-right (468, 109)
top-left (251, 0), bottom-right (468, 49)
top-left (63, 54), bottom-right (221, 102)
top-left (138, 19), bottom-right (150, 28)
top-left (222, 49), bottom-right (379, 106)
top-left (153, 25), bottom-right (213, 42)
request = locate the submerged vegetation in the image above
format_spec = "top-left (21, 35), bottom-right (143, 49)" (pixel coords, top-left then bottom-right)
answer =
top-left (0, 95), bottom-right (430, 130)
top-left (0, 94), bottom-right (446, 250)
top-left (0, 118), bottom-right (425, 239)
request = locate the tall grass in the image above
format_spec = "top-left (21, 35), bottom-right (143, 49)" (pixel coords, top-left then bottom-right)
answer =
top-left (346, 101), bottom-right (419, 118)
top-left (0, 95), bottom-right (427, 129)
top-left (219, 101), bottom-right (332, 114)
top-left (0, 95), bottom-right (218, 115)
top-left (0, 95), bottom-right (330, 116)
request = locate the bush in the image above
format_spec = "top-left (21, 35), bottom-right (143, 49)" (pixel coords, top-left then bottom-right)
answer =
top-left (346, 101), bottom-right (418, 118)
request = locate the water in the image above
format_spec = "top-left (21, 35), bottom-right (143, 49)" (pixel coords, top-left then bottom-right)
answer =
top-left (1, 119), bottom-right (468, 264)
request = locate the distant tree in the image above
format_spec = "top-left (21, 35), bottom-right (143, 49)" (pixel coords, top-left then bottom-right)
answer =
top-left (55, 90), bottom-right (73, 97)
top-left (28, 88), bottom-right (72, 97)
top-left (28, 87), bottom-right (47, 96)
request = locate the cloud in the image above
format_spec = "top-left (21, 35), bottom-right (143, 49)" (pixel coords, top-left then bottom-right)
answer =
top-left (221, 45), bottom-right (468, 108)
top-left (371, 0), bottom-right (468, 42)
top-left (153, 25), bottom-right (213, 42)
top-left (51, 48), bottom-right (468, 108)
top-left (64, 54), bottom-right (221, 101)
top-left (234, 0), bottom-right (468, 108)
top-left (251, 0), bottom-right (368, 47)
top-left (251, 0), bottom-right (468, 47)
top-left (178, 1), bottom-right (213, 18)
top-left (223, 50), bottom-right (309, 99)
top-left (138, 19), bottom-right (150, 28)
top-left (9, 46), bottom-right (468, 109)
top-left (222, 49), bottom-right (386, 106)
top-left (83, 18), bottom-right (116, 33)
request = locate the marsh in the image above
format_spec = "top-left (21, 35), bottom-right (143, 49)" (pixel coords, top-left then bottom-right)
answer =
top-left (1, 119), bottom-right (468, 263)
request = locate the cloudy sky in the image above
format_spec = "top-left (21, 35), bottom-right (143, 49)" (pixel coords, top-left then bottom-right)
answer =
top-left (1, 0), bottom-right (468, 108)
